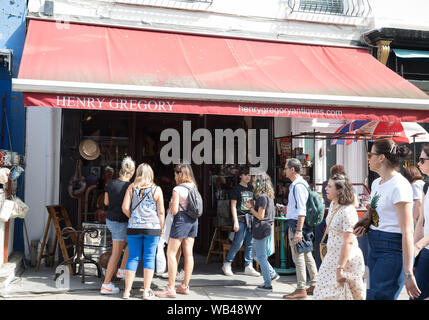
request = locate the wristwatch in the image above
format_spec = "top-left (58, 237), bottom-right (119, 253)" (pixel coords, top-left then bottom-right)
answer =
top-left (405, 273), bottom-right (414, 278)
top-left (337, 265), bottom-right (344, 270)
top-left (295, 230), bottom-right (302, 233)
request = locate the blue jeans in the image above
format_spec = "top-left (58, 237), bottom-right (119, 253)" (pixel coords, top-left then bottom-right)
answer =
top-left (224, 222), bottom-right (253, 267)
top-left (252, 236), bottom-right (276, 287)
top-left (314, 218), bottom-right (326, 269)
top-left (357, 233), bottom-right (369, 266)
top-left (367, 230), bottom-right (405, 300)
top-left (126, 234), bottom-right (160, 271)
top-left (414, 248), bottom-right (429, 300)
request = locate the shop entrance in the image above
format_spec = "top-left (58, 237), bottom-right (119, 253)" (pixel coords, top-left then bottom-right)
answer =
top-left (60, 110), bottom-right (273, 256)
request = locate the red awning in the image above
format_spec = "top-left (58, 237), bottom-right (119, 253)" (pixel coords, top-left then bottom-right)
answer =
top-left (14, 19), bottom-right (429, 121)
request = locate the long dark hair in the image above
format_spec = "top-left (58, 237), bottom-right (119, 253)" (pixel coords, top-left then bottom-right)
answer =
top-left (403, 166), bottom-right (423, 183)
top-left (422, 144), bottom-right (429, 159)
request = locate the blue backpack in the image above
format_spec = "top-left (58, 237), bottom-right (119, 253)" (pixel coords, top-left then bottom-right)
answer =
top-left (293, 182), bottom-right (325, 228)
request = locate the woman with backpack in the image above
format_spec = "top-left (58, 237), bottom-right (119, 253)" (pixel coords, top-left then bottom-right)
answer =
top-left (121, 163), bottom-right (165, 300)
top-left (156, 163), bottom-right (200, 298)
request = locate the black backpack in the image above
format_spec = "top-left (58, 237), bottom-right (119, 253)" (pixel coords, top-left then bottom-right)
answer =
top-left (179, 184), bottom-right (203, 220)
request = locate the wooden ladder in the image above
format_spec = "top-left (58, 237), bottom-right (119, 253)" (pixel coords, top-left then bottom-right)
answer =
top-left (36, 205), bottom-right (76, 274)
top-left (205, 226), bottom-right (231, 264)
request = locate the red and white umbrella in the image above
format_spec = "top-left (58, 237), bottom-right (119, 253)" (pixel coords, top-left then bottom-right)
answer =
top-left (356, 121), bottom-right (429, 144)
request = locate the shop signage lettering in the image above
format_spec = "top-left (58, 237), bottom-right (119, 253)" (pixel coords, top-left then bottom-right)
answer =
top-left (160, 121), bottom-right (268, 172)
top-left (238, 104), bottom-right (343, 117)
top-left (55, 95), bottom-right (175, 112)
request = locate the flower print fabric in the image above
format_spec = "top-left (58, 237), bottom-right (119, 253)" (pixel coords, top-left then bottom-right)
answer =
top-left (313, 203), bottom-right (366, 300)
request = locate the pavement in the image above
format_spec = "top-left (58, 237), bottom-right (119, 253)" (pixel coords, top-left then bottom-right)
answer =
top-left (0, 253), bottom-right (410, 301)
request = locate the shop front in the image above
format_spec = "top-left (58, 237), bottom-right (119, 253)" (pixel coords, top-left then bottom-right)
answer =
top-left (12, 19), bottom-right (429, 263)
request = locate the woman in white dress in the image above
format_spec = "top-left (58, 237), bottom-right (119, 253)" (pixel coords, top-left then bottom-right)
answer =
top-left (314, 173), bottom-right (366, 300)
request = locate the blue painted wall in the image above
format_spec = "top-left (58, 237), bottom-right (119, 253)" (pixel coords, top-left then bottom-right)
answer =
top-left (0, 0), bottom-right (27, 253)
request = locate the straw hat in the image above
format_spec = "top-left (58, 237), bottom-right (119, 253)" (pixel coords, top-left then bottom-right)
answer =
top-left (79, 139), bottom-right (100, 161)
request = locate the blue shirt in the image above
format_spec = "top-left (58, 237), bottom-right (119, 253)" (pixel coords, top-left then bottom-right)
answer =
top-left (286, 177), bottom-right (309, 220)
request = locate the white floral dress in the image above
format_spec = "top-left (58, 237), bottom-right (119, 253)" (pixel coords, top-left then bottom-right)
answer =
top-left (313, 204), bottom-right (366, 300)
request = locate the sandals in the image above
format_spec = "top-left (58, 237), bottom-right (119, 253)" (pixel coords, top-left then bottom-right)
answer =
top-left (155, 286), bottom-right (176, 298)
top-left (176, 284), bottom-right (190, 295)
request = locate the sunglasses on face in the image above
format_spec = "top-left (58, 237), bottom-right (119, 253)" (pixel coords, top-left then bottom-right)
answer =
top-left (367, 152), bottom-right (379, 158)
top-left (419, 158), bottom-right (429, 164)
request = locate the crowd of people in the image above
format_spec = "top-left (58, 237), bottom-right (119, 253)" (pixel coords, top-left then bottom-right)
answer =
top-left (99, 137), bottom-right (429, 300)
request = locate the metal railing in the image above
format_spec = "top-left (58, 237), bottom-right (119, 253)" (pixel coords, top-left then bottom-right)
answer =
top-left (287, 0), bottom-right (372, 17)
top-left (114, 0), bottom-right (213, 7)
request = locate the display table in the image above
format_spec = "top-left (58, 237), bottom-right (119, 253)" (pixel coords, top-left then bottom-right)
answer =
top-left (274, 216), bottom-right (296, 275)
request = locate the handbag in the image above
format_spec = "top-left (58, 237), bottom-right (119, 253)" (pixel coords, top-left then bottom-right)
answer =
top-left (319, 204), bottom-right (341, 261)
top-left (10, 196), bottom-right (29, 219)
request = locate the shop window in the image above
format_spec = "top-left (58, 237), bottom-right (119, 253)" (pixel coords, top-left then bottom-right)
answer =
top-left (300, 0), bottom-right (344, 14)
top-left (80, 111), bottom-right (131, 180)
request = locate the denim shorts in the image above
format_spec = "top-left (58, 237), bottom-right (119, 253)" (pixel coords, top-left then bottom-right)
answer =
top-left (169, 211), bottom-right (198, 239)
top-left (106, 219), bottom-right (128, 242)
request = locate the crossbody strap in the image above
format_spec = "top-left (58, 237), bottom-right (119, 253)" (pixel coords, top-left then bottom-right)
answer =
top-left (292, 182), bottom-right (309, 209)
top-left (177, 184), bottom-right (193, 211)
top-left (321, 205), bottom-right (342, 244)
top-left (131, 186), bottom-right (156, 212)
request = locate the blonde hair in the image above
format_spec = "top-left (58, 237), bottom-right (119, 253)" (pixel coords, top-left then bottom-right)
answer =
top-left (119, 156), bottom-right (135, 178)
top-left (253, 171), bottom-right (275, 200)
top-left (133, 163), bottom-right (155, 189)
top-left (174, 163), bottom-right (197, 187)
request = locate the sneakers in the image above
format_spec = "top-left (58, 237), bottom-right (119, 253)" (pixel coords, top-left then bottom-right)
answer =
top-left (155, 286), bottom-right (177, 298)
top-left (100, 282), bottom-right (120, 295)
top-left (142, 289), bottom-right (155, 300)
top-left (176, 284), bottom-right (190, 295)
top-left (256, 285), bottom-right (273, 292)
top-left (244, 265), bottom-right (261, 277)
top-left (271, 272), bottom-right (280, 281)
top-left (222, 263), bottom-right (233, 276)
top-left (116, 269), bottom-right (125, 279)
top-left (123, 290), bottom-right (130, 299)
top-left (176, 269), bottom-right (185, 281)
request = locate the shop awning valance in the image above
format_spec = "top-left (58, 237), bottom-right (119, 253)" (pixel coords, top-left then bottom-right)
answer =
top-left (393, 49), bottom-right (429, 59)
top-left (13, 19), bottom-right (429, 121)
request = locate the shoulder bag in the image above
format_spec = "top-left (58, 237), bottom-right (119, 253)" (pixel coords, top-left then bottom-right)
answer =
top-left (320, 205), bottom-right (341, 261)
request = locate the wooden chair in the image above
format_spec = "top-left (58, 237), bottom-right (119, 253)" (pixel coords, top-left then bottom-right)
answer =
top-left (82, 185), bottom-right (97, 222)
